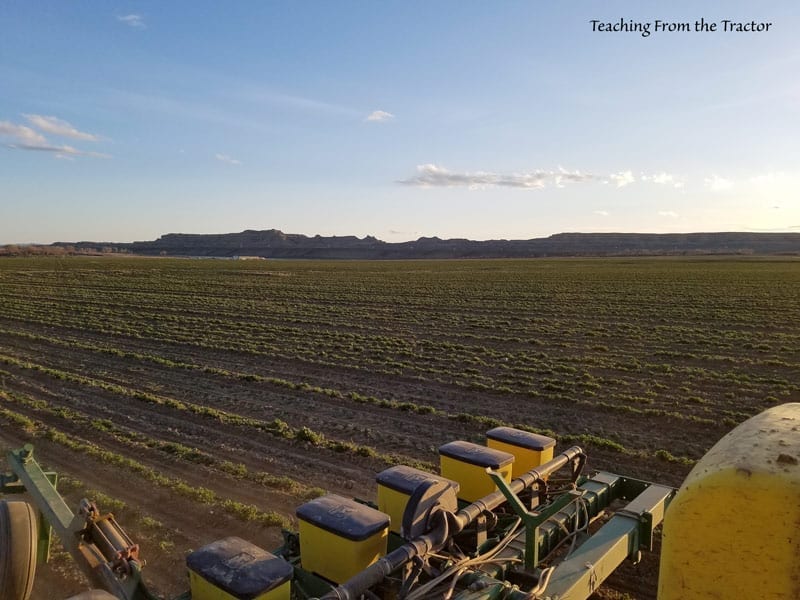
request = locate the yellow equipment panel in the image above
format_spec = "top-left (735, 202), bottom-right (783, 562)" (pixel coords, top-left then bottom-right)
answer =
top-left (486, 427), bottom-right (555, 478)
top-left (297, 494), bottom-right (389, 584)
top-left (658, 403), bottom-right (800, 600)
top-left (439, 441), bottom-right (514, 502)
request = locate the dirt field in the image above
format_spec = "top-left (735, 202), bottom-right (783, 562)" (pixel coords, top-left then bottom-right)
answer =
top-left (0, 256), bottom-right (797, 599)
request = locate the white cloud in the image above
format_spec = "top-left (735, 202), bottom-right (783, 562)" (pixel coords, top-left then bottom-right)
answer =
top-left (651, 172), bottom-right (673, 185)
top-left (118, 14), bottom-right (145, 28)
top-left (658, 210), bottom-right (679, 218)
top-left (554, 167), bottom-right (593, 188)
top-left (365, 110), bottom-right (394, 122)
top-left (0, 121), bottom-right (47, 145)
top-left (705, 174), bottom-right (733, 192)
top-left (1, 119), bottom-right (109, 158)
top-left (215, 153), bottom-right (241, 165)
top-left (593, 210), bottom-right (609, 217)
top-left (398, 164), bottom-right (597, 189)
top-left (648, 172), bottom-right (685, 189)
top-left (23, 114), bottom-right (101, 141)
top-left (609, 171), bottom-right (635, 188)
top-left (8, 143), bottom-right (110, 158)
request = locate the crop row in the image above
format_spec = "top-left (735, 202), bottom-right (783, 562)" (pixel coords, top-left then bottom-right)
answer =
top-left (1, 256), bottom-right (798, 486)
top-left (0, 337), bottom-right (704, 466)
top-left (0, 353), bottom-right (429, 470)
top-left (0, 394), bottom-right (289, 528)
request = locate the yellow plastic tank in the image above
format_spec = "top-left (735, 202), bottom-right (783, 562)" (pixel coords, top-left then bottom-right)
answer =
top-left (186, 536), bottom-right (293, 600)
top-left (658, 403), bottom-right (800, 600)
top-left (296, 494), bottom-right (389, 584)
top-left (439, 441), bottom-right (514, 502)
top-left (486, 427), bottom-right (555, 478)
top-left (376, 465), bottom-right (460, 534)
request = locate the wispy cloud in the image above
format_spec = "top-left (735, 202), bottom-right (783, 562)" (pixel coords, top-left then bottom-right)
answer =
top-left (1, 116), bottom-right (109, 158)
top-left (8, 142), bottom-right (110, 158)
top-left (399, 164), bottom-right (748, 192)
top-left (705, 174), bottom-right (733, 192)
top-left (398, 164), bottom-right (597, 189)
top-left (554, 167), bottom-right (595, 188)
top-left (608, 171), bottom-right (635, 188)
top-left (118, 14), bottom-right (145, 29)
top-left (640, 171), bottom-right (685, 189)
top-left (652, 172), bottom-right (674, 185)
top-left (593, 210), bottom-right (610, 217)
top-left (366, 110), bottom-right (394, 122)
top-left (215, 153), bottom-right (241, 165)
top-left (0, 121), bottom-right (47, 146)
top-left (658, 210), bottom-right (680, 218)
top-left (23, 114), bottom-right (101, 141)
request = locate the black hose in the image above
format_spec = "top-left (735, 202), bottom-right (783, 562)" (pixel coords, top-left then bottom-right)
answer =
top-left (318, 446), bottom-right (585, 600)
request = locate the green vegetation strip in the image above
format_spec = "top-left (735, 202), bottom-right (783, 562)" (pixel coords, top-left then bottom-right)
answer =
top-left (0, 353), bottom-right (431, 470)
top-left (2, 324), bottom-right (781, 432)
top-left (1, 388), bottom-right (321, 498)
top-left (4, 257), bottom-right (793, 472)
top-left (0, 349), bottom-right (695, 467)
top-left (0, 392), bottom-right (288, 527)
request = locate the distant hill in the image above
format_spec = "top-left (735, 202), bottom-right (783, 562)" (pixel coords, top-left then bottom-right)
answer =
top-left (52, 230), bottom-right (800, 259)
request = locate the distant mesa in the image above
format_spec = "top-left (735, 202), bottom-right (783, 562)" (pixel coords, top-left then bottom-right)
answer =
top-left (5, 230), bottom-right (800, 258)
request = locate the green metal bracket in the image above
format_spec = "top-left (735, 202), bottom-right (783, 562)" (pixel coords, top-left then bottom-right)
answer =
top-left (37, 471), bottom-right (56, 564)
top-left (5, 445), bottom-right (158, 600)
top-left (1, 448), bottom-right (57, 564)
top-left (542, 482), bottom-right (674, 598)
top-left (487, 469), bottom-right (581, 571)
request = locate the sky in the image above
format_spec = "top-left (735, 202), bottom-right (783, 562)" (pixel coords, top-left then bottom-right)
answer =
top-left (1, 1), bottom-right (798, 244)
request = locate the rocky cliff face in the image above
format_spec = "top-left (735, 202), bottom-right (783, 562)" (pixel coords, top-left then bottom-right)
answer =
top-left (58, 230), bottom-right (800, 258)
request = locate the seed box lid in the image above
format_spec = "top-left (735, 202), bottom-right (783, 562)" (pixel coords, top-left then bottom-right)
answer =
top-left (486, 427), bottom-right (556, 451)
top-left (438, 441), bottom-right (514, 469)
top-left (296, 494), bottom-right (389, 541)
top-left (186, 536), bottom-right (293, 599)
top-left (376, 465), bottom-right (460, 494)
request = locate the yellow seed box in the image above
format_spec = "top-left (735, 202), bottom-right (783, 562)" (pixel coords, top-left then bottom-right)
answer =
top-left (486, 427), bottom-right (555, 478)
top-left (438, 441), bottom-right (514, 502)
top-left (297, 494), bottom-right (389, 584)
top-left (186, 536), bottom-right (292, 600)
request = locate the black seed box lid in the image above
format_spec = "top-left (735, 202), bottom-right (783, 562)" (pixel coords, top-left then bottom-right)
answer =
top-left (296, 494), bottom-right (389, 541)
top-left (186, 536), bottom-right (293, 599)
top-left (438, 441), bottom-right (514, 468)
top-left (486, 427), bottom-right (556, 451)
top-left (376, 465), bottom-right (460, 494)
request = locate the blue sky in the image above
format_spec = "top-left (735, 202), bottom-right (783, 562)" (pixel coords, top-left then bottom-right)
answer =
top-left (1, 1), bottom-right (798, 244)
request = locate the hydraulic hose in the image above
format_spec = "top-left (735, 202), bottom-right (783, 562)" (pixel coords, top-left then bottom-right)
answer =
top-left (319, 445), bottom-right (585, 600)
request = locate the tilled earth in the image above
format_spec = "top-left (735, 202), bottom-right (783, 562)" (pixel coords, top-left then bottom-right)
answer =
top-left (1, 257), bottom-right (797, 599)
top-left (0, 324), bottom-right (700, 600)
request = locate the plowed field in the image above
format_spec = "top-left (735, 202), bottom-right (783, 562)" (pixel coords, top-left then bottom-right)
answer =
top-left (1, 256), bottom-right (798, 599)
